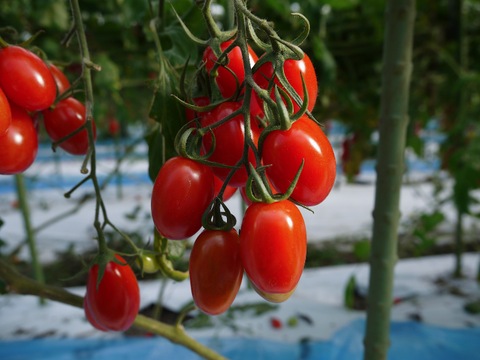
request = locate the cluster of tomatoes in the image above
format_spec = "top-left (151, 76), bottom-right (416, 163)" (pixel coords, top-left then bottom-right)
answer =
top-left (151, 39), bottom-right (337, 315)
top-left (0, 44), bottom-right (95, 175)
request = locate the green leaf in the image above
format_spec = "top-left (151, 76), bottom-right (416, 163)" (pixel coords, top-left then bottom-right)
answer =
top-left (344, 274), bottom-right (356, 309)
top-left (147, 67), bottom-right (184, 181)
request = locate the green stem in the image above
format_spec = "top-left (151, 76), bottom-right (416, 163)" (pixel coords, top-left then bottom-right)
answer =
top-left (453, 209), bottom-right (464, 278)
top-left (0, 259), bottom-right (225, 360)
top-left (14, 174), bottom-right (45, 304)
top-left (364, 1), bottom-right (415, 359)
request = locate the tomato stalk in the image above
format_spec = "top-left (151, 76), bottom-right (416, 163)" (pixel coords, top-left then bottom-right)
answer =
top-left (0, 258), bottom-right (225, 360)
top-left (14, 174), bottom-right (45, 305)
top-left (363, 1), bottom-right (416, 359)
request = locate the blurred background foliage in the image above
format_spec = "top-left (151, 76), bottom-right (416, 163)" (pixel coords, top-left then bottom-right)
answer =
top-left (0, 0), bottom-right (478, 191)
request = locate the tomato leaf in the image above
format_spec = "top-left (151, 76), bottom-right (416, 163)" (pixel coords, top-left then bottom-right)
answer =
top-left (147, 67), bottom-right (184, 181)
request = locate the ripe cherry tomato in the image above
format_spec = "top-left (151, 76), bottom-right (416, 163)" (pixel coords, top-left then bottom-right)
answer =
top-left (42, 97), bottom-right (96, 155)
top-left (240, 200), bottom-right (306, 294)
top-left (151, 156), bottom-right (215, 240)
top-left (0, 46), bottom-right (56, 111)
top-left (213, 176), bottom-right (237, 202)
top-left (203, 40), bottom-right (258, 99)
top-left (189, 229), bottom-right (243, 315)
top-left (48, 63), bottom-right (70, 95)
top-left (85, 254), bottom-right (140, 332)
top-left (253, 53), bottom-right (318, 113)
top-left (262, 116), bottom-right (336, 206)
top-left (107, 118), bottom-right (121, 137)
top-left (200, 101), bottom-right (259, 188)
top-left (0, 87), bottom-right (11, 136)
top-left (0, 103), bottom-right (38, 175)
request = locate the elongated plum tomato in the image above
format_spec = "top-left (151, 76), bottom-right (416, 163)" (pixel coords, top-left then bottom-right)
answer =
top-left (151, 157), bottom-right (215, 240)
top-left (42, 97), bottom-right (96, 155)
top-left (262, 116), bottom-right (336, 206)
top-left (0, 103), bottom-right (38, 175)
top-left (200, 101), bottom-right (260, 188)
top-left (85, 254), bottom-right (140, 332)
top-left (252, 53), bottom-right (318, 113)
top-left (190, 229), bottom-right (243, 315)
top-left (48, 63), bottom-right (71, 95)
top-left (240, 200), bottom-right (306, 294)
top-left (0, 87), bottom-right (11, 136)
top-left (203, 40), bottom-right (258, 98)
top-left (0, 46), bottom-right (56, 111)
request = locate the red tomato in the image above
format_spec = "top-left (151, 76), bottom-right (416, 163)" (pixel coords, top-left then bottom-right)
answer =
top-left (262, 116), bottom-right (336, 206)
top-left (151, 156), bottom-right (215, 240)
top-left (0, 46), bottom-right (56, 111)
top-left (203, 40), bottom-right (258, 99)
top-left (200, 101), bottom-right (259, 188)
top-left (213, 176), bottom-right (237, 201)
top-left (48, 63), bottom-right (71, 95)
top-left (189, 229), bottom-right (243, 315)
top-left (0, 103), bottom-right (38, 175)
top-left (83, 299), bottom-right (108, 331)
top-left (0, 87), bottom-right (11, 136)
top-left (240, 200), bottom-right (306, 294)
top-left (107, 118), bottom-right (121, 137)
top-left (85, 254), bottom-right (140, 332)
top-left (42, 97), bottom-right (96, 155)
top-left (253, 53), bottom-right (318, 113)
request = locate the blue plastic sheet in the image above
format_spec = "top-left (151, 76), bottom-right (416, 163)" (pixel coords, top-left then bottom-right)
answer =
top-left (1, 319), bottom-right (479, 360)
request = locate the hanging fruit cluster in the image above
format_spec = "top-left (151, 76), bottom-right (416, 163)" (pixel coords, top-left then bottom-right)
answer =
top-left (0, 42), bottom-right (96, 175)
top-left (150, 1), bottom-right (337, 315)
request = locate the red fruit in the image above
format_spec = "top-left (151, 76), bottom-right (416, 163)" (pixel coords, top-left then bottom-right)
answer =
top-left (0, 103), bottom-right (38, 175)
top-left (0, 46), bottom-right (56, 111)
top-left (43, 97), bottom-right (96, 155)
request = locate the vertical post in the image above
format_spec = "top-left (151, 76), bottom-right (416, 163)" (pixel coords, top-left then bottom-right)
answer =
top-left (14, 174), bottom-right (45, 304)
top-left (364, 1), bottom-right (415, 359)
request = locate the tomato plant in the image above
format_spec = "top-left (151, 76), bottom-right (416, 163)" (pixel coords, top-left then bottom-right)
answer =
top-left (0, 46), bottom-right (56, 111)
top-left (262, 116), bottom-right (336, 206)
top-left (151, 156), bottom-right (215, 240)
top-left (252, 53), bottom-right (318, 113)
top-left (84, 254), bottom-right (140, 332)
top-left (239, 200), bottom-right (306, 295)
top-left (213, 176), bottom-right (237, 201)
top-left (200, 101), bottom-right (259, 188)
top-left (0, 103), bottom-right (38, 175)
top-left (48, 63), bottom-right (71, 96)
top-left (189, 229), bottom-right (243, 315)
top-left (0, 87), bottom-right (11, 136)
top-left (42, 97), bottom-right (96, 155)
top-left (203, 40), bottom-right (258, 99)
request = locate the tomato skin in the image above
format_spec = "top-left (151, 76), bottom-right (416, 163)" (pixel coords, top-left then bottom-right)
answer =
top-left (262, 116), bottom-right (336, 206)
top-left (85, 254), bottom-right (140, 332)
top-left (0, 103), bottom-right (38, 175)
top-left (0, 87), bottom-right (11, 136)
top-left (203, 40), bottom-right (258, 98)
top-left (189, 229), bottom-right (243, 315)
top-left (240, 200), bottom-right (306, 294)
top-left (48, 63), bottom-right (70, 95)
top-left (185, 96), bottom-right (210, 123)
top-left (83, 299), bottom-right (109, 331)
top-left (253, 53), bottom-right (318, 113)
top-left (201, 101), bottom-right (259, 188)
top-left (42, 97), bottom-right (96, 155)
top-left (151, 156), bottom-right (215, 240)
top-left (0, 46), bottom-right (56, 111)
top-left (213, 176), bottom-right (237, 201)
